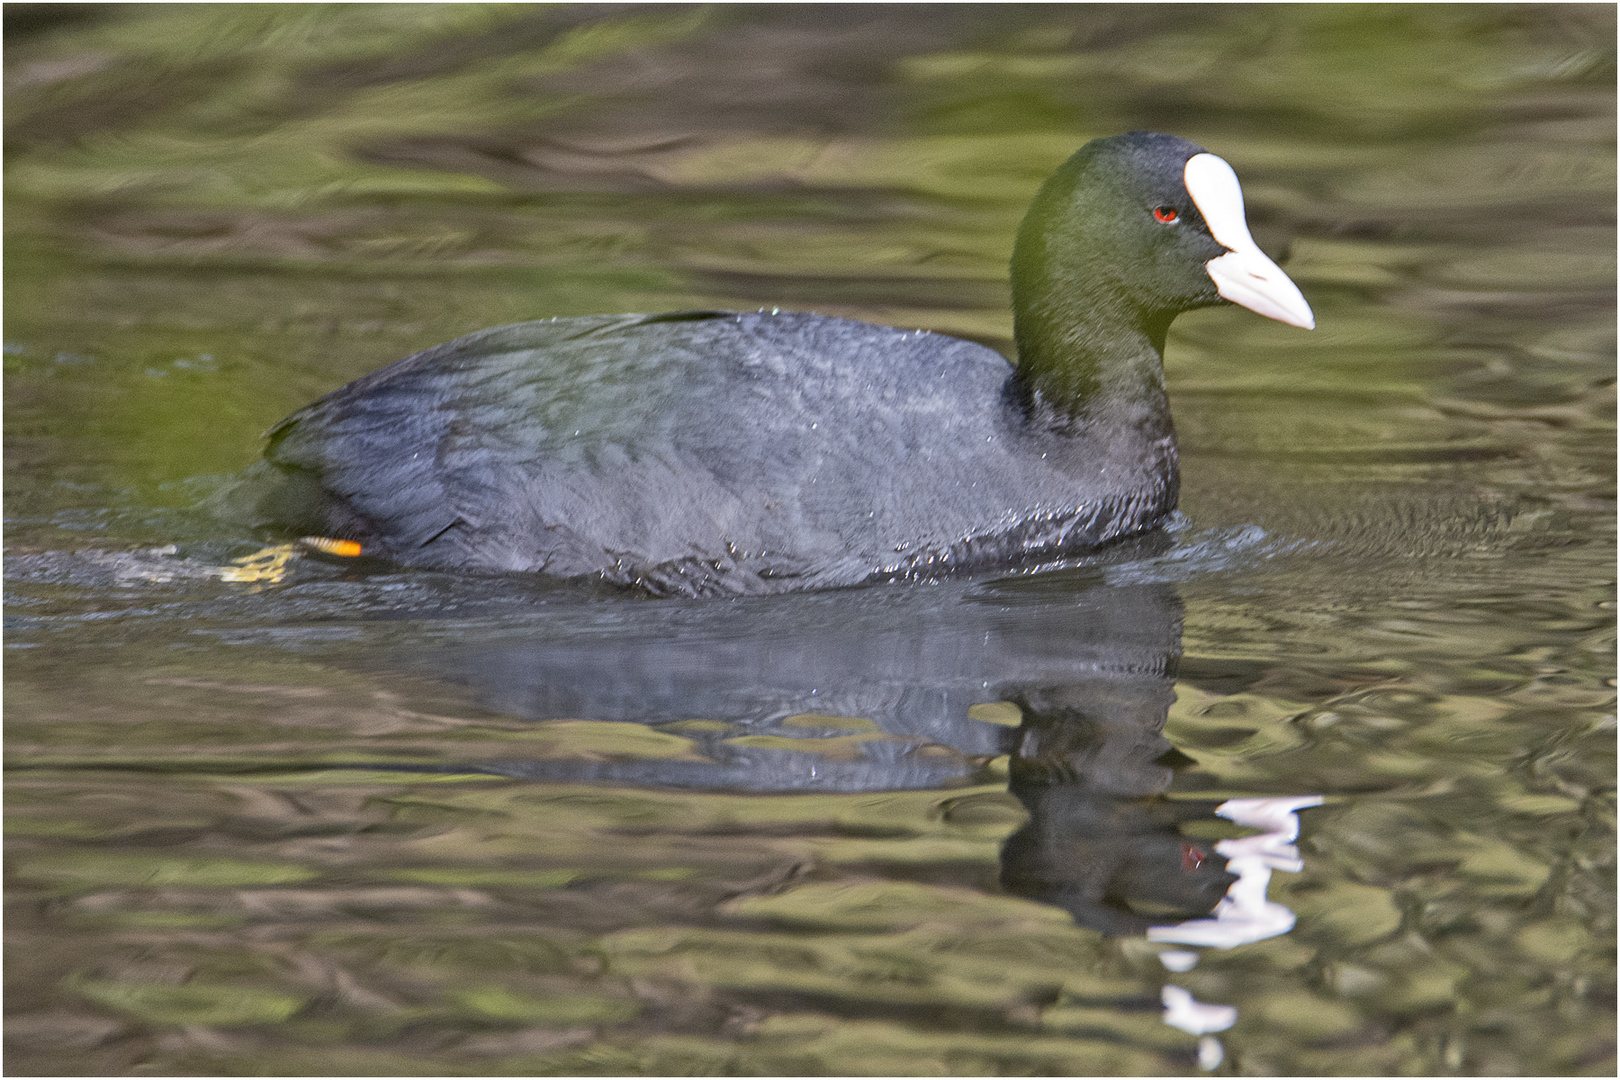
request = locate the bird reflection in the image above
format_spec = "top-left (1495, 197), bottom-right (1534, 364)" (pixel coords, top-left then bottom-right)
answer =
top-left (402, 554), bottom-right (1236, 934)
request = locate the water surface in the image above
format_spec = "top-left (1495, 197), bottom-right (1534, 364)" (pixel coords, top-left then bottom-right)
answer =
top-left (5, 5), bottom-right (1614, 1075)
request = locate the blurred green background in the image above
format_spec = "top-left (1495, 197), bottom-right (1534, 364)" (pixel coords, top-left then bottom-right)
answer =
top-left (8, 3), bottom-right (1612, 540)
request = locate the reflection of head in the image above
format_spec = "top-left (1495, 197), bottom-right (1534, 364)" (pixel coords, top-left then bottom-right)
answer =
top-left (999, 680), bottom-right (1234, 936)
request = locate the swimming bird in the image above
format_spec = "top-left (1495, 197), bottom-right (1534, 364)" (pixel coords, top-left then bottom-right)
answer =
top-left (257, 132), bottom-right (1313, 596)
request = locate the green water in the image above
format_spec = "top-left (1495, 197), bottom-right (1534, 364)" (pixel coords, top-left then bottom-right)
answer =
top-left (5, 5), bottom-right (1614, 1075)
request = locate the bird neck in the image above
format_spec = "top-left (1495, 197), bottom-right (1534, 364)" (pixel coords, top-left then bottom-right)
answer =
top-left (1010, 282), bottom-right (1176, 442)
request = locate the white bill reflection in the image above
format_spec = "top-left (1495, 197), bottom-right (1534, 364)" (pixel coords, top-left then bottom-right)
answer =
top-left (1152, 795), bottom-right (1324, 1069)
top-left (1150, 795), bottom-right (1323, 948)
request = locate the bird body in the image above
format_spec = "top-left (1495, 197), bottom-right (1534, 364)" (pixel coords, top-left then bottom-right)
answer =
top-left (258, 133), bottom-right (1312, 596)
top-left (267, 311), bottom-right (1175, 593)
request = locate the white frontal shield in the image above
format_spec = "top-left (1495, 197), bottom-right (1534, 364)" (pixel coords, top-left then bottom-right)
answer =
top-left (1184, 153), bottom-right (1314, 329)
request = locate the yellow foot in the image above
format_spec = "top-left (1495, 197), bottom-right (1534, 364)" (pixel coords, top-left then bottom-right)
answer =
top-left (217, 537), bottom-right (362, 585)
top-left (219, 543), bottom-right (298, 584)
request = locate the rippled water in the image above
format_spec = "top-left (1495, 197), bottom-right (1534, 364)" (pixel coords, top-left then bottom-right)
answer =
top-left (5, 5), bottom-right (1614, 1075)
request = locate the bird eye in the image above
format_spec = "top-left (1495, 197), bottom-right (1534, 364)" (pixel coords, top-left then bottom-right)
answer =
top-left (1153, 205), bottom-right (1179, 223)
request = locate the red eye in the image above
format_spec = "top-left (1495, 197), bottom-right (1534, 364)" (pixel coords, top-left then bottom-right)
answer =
top-left (1154, 205), bottom-right (1179, 223)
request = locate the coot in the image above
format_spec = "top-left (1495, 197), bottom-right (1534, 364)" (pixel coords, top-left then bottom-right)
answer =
top-left (260, 132), bottom-right (1312, 595)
